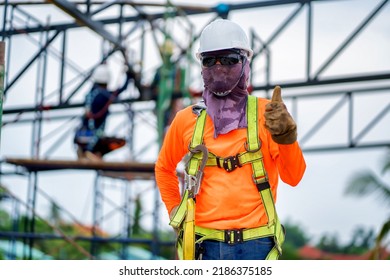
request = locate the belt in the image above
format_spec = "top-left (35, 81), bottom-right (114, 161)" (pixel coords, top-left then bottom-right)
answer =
top-left (195, 225), bottom-right (275, 245)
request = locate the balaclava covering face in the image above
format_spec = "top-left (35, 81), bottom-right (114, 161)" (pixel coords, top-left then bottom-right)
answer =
top-left (202, 57), bottom-right (251, 138)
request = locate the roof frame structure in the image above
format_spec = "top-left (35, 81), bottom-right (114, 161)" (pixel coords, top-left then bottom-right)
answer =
top-left (1, 0), bottom-right (389, 152)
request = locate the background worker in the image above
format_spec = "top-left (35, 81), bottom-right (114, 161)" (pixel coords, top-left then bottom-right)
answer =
top-left (150, 39), bottom-right (183, 129)
top-left (74, 63), bottom-right (132, 161)
top-left (155, 19), bottom-right (306, 260)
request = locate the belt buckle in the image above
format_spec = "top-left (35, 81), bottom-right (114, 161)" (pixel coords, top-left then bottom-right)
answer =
top-left (225, 229), bottom-right (243, 244)
top-left (222, 155), bottom-right (240, 172)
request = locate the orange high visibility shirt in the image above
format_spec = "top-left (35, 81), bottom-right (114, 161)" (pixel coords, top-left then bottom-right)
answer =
top-left (155, 97), bottom-right (306, 230)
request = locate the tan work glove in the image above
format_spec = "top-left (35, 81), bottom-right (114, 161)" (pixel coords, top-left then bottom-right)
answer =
top-left (264, 86), bottom-right (297, 144)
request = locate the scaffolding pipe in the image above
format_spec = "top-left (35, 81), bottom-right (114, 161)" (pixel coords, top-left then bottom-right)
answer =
top-left (0, 41), bottom-right (4, 148)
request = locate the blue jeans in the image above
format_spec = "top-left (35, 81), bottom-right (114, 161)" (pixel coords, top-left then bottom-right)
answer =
top-left (197, 236), bottom-right (275, 260)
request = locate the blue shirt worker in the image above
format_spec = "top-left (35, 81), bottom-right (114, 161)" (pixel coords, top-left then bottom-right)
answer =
top-left (74, 63), bottom-right (132, 160)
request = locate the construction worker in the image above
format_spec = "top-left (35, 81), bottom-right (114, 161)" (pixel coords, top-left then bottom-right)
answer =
top-left (150, 39), bottom-right (189, 138)
top-left (74, 63), bottom-right (132, 161)
top-left (155, 19), bottom-right (306, 260)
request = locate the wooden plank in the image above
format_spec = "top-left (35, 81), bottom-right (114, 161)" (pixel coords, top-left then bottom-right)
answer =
top-left (5, 157), bottom-right (155, 174)
top-left (100, 171), bottom-right (155, 181)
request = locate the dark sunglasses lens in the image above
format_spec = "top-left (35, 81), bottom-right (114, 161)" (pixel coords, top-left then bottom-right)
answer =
top-left (220, 56), bottom-right (240, 65)
top-left (202, 54), bottom-right (241, 67)
top-left (202, 57), bottom-right (217, 67)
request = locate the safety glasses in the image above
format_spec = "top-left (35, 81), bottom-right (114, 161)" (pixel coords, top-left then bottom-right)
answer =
top-left (201, 53), bottom-right (243, 67)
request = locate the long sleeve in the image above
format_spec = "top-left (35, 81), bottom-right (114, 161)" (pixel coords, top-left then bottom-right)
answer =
top-left (275, 141), bottom-right (306, 186)
top-left (262, 100), bottom-right (306, 187)
top-left (155, 109), bottom-right (190, 214)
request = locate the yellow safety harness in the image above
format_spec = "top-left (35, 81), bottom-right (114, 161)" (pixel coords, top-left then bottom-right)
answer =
top-left (169, 95), bottom-right (285, 260)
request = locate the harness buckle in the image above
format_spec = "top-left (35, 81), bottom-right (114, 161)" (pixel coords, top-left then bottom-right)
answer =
top-left (222, 155), bottom-right (241, 172)
top-left (224, 229), bottom-right (244, 244)
top-left (184, 171), bottom-right (203, 196)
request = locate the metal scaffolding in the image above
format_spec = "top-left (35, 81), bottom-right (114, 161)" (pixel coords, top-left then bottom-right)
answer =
top-left (0, 0), bottom-right (389, 259)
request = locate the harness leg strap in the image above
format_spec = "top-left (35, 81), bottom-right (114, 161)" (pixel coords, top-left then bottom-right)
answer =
top-left (257, 182), bottom-right (285, 259)
top-left (183, 198), bottom-right (196, 260)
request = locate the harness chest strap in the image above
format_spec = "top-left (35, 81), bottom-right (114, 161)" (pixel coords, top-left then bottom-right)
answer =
top-left (188, 96), bottom-right (266, 179)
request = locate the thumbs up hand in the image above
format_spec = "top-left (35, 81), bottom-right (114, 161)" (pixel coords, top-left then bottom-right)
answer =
top-left (264, 86), bottom-right (297, 144)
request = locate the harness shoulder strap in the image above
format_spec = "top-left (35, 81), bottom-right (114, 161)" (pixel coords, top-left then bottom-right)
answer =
top-left (186, 110), bottom-right (207, 178)
top-left (170, 106), bottom-right (208, 260)
top-left (246, 95), bottom-right (260, 151)
top-left (190, 109), bottom-right (207, 149)
top-left (247, 96), bottom-right (284, 258)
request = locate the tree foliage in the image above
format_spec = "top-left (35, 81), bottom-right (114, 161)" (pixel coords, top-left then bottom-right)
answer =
top-left (316, 226), bottom-right (375, 255)
top-left (279, 220), bottom-right (311, 260)
top-left (344, 148), bottom-right (390, 259)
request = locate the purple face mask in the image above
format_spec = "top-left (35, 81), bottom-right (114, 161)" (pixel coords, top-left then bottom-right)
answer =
top-left (202, 59), bottom-right (251, 137)
top-left (202, 63), bottom-right (244, 96)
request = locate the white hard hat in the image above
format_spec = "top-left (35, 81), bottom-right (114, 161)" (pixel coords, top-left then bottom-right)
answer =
top-left (92, 64), bottom-right (110, 84)
top-left (196, 19), bottom-right (253, 59)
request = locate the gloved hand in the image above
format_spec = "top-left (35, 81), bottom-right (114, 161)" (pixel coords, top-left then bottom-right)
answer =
top-left (264, 86), bottom-right (297, 144)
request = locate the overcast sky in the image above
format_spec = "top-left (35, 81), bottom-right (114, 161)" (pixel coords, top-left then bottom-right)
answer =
top-left (0, 0), bottom-right (389, 248)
